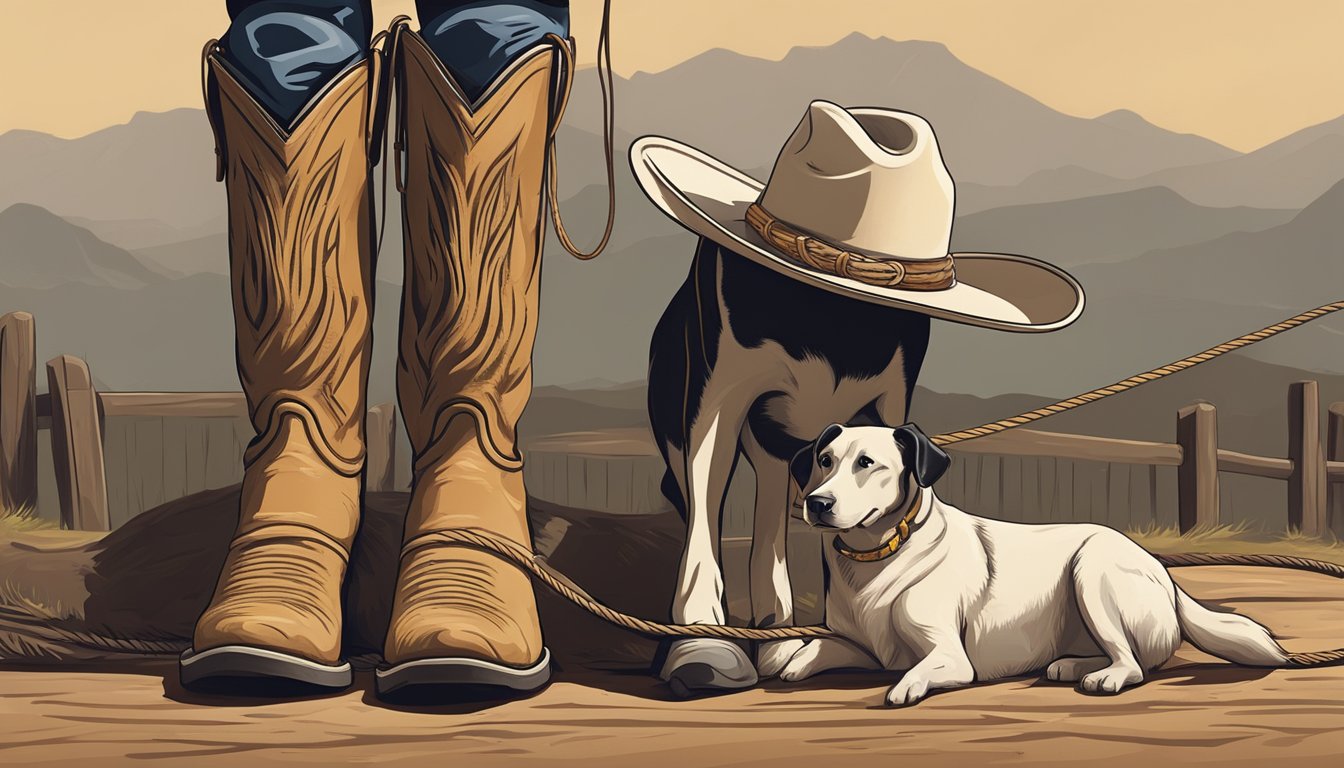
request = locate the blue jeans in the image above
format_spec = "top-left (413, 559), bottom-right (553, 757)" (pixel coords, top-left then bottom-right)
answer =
top-left (222, 0), bottom-right (568, 126)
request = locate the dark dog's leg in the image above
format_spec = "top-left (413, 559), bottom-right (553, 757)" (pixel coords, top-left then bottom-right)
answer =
top-left (659, 385), bottom-right (759, 696)
top-left (741, 430), bottom-right (803, 677)
top-left (673, 396), bottom-right (746, 627)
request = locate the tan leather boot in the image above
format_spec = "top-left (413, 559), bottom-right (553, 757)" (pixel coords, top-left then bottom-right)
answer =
top-left (374, 24), bottom-right (568, 698)
top-left (180, 40), bottom-right (384, 690)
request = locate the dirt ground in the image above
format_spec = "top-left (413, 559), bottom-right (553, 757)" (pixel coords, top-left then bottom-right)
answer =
top-left (2, 566), bottom-right (1342, 767)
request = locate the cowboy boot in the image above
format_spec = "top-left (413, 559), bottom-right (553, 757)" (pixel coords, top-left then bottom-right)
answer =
top-left (374, 22), bottom-right (568, 698)
top-left (180, 27), bottom-right (384, 689)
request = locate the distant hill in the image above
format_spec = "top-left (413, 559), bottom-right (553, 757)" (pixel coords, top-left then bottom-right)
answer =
top-left (1138, 114), bottom-right (1344, 208)
top-left (0, 110), bottom-right (222, 230)
top-left (964, 114), bottom-right (1344, 212)
top-left (67, 213), bottom-right (227, 251)
top-left (0, 204), bottom-right (171, 289)
top-left (951, 186), bottom-right (1295, 267)
top-left (1082, 177), bottom-right (1344, 307)
top-left (134, 233), bottom-right (230, 277)
top-left (1059, 177), bottom-right (1344, 374)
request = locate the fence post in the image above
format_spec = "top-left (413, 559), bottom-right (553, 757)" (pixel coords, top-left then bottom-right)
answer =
top-left (46, 355), bottom-right (110, 531)
top-left (1329, 403), bottom-right (1343, 536)
top-left (365, 402), bottom-right (397, 492)
top-left (0, 312), bottom-right (38, 515)
top-left (1176, 402), bottom-right (1219, 533)
top-left (1288, 381), bottom-right (1327, 537)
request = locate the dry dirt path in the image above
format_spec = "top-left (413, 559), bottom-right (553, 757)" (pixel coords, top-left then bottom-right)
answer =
top-left (2, 566), bottom-right (1342, 767)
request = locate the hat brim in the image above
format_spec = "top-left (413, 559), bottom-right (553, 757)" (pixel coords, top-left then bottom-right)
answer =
top-left (630, 136), bottom-right (1085, 333)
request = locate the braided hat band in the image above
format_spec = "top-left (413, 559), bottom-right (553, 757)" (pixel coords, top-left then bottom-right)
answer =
top-left (745, 203), bottom-right (956, 290)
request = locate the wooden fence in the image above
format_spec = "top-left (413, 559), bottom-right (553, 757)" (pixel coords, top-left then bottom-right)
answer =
top-left (525, 388), bottom-right (1344, 538)
top-left (3, 310), bottom-right (1344, 535)
top-left (933, 382), bottom-right (1343, 536)
top-left (0, 312), bottom-right (398, 530)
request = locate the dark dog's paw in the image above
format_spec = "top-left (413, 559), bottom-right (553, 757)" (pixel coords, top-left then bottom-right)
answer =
top-left (662, 638), bottom-right (758, 698)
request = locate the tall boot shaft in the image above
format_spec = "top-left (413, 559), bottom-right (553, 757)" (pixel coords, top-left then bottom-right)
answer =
top-left (394, 28), bottom-right (560, 475)
top-left (381, 25), bottom-right (567, 679)
top-left (188, 43), bottom-right (384, 677)
top-left (209, 52), bottom-right (381, 471)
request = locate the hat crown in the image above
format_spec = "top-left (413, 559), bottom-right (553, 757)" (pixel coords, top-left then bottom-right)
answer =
top-left (759, 101), bottom-right (955, 261)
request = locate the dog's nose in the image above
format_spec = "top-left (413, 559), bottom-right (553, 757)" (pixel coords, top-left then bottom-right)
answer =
top-left (806, 495), bottom-right (834, 520)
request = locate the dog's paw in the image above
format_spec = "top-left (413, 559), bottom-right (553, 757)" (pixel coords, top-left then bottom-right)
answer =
top-left (777, 641), bottom-right (821, 682)
top-left (1078, 664), bottom-right (1143, 695)
top-left (757, 639), bottom-right (808, 679)
top-left (884, 675), bottom-right (929, 707)
top-left (1045, 656), bottom-right (1108, 683)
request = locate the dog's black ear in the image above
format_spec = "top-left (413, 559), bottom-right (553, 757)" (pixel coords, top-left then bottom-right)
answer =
top-left (789, 445), bottom-right (815, 493)
top-left (893, 423), bottom-right (950, 488)
top-left (790, 424), bottom-right (844, 492)
top-left (816, 423), bottom-right (844, 451)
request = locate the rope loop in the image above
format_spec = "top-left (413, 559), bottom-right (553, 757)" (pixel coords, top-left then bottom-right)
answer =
top-left (546, 0), bottom-right (616, 260)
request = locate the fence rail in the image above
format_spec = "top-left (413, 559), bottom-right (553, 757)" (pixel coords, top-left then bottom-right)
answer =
top-left (0, 312), bottom-right (398, 529)
top-left (2, 311), bottom-right (1343, 533)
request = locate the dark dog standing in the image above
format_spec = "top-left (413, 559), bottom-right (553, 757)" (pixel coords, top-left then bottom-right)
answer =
top-left (647, 237), bottom-right (931, 695)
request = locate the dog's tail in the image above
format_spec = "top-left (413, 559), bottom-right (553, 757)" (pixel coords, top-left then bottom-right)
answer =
top-left (1174, 587), bottom-right (1288, 667)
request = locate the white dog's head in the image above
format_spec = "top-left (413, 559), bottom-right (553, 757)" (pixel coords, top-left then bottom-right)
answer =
top-left (790, 423), bottom-right (950, 530)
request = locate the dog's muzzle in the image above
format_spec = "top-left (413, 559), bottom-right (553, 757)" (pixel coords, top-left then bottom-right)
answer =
top-left (804, 494), bottom-right (835, 527)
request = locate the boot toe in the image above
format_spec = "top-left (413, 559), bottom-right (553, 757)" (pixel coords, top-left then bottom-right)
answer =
top-left (194, 608), bottom-right (338, 663)
top-left (383, 543), bottom-right (545, 668)
top-left (383, 602), bottom-right (544, 668)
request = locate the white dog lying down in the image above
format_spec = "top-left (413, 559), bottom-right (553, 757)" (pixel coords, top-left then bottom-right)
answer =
top-left (784, 423), bottom-right (1290, 707)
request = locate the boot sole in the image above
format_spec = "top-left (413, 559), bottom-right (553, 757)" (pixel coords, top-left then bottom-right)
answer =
top-left (375, 647), bottom-right (551, 700)
top-left (179, 646), bottom-right (352, 691)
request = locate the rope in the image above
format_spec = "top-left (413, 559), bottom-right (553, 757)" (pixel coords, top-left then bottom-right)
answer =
top-left (1155, 552), bottom-right (1344, 579)
top-left (929, 299), bottom-right (1344, 447)
top-left (1155, 553), bottom-right (1344, 666)
top-left (546, 0), bottom-right (616, 260)
top-left (435, 528), bottom-right (1344, 665)
top-left (432, 528), bottom-right (833, 641)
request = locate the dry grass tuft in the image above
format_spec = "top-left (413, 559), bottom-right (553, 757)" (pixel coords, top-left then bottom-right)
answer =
top-left (0, 505), bottom-right (55, 534)
top-left (0, 580), bottom-right (68, 621)
top-left (1128, 522), bottom-right (1343, 566)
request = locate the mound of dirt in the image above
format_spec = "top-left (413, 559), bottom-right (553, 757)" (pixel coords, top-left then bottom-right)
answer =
top-left (0, 486), bottom-right (685, 668)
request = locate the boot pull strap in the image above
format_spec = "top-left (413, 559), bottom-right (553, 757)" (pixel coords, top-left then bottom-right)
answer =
top-left (369, 18), bottom-right (409, 265)
top-left (543, 0), bottom-right (615, 261)
top-left (200, 39), bottom-right (227, 182)
top-left (367, 26), bottom-right (394, 165)
top-left (385, 15), bottom-right (413, 197)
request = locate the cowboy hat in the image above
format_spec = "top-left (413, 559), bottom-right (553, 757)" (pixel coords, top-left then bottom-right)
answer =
top-left (629, 100), bottom-right (1084, 332)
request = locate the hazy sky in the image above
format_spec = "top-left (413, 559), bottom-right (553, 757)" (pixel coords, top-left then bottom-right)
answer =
top-left (1, 0), bottom-right (1340, 151)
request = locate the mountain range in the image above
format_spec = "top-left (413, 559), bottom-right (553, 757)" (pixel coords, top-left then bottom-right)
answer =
top-left (8, 34), bottom-right (1344, 238)
top-left (1, 32), bottom-right (1342, 403)
top-left (0, 204), bottom-right (170, 289)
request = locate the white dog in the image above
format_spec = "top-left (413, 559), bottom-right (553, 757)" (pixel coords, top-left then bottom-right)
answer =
top-left (783, 423), bottom-right (1290, 707)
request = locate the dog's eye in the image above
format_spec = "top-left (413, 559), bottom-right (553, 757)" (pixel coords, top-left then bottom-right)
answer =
top-left (818, 454), bottom-right (833, 469)
top-left (857, 456), bottom-right (874, 469)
